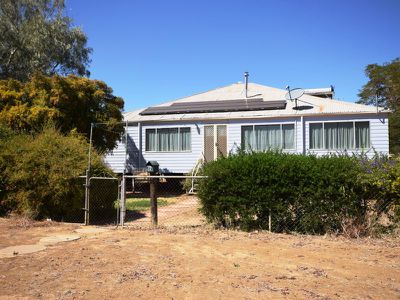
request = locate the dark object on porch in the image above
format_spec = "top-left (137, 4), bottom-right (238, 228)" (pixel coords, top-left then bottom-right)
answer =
top-left (146, 161), bottom-right (159, 174)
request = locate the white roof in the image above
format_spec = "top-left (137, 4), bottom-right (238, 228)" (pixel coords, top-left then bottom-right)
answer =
top-left (124, 82), bottom-right (388, 122)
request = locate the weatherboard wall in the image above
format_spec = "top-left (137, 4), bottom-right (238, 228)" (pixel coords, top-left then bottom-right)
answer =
top-left (103, 113), bottom-right (389, 174)
top-left (140, 122), bottom-right (203, 173)
top-left (304, 114), bottom-right (388, 156)
top-left (103, 125), bottom-right (140, 173)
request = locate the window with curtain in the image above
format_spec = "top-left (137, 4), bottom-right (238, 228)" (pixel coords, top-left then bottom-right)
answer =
top-left (145, 127), bottom-right (191, 152)
top-left (241, 124), bottom-right (295, 151)
top-left (309, 121), bottom-right (370, 150)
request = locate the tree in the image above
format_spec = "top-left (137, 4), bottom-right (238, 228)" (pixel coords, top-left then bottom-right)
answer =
top-left (0, 0), bottom-right (91, 81)
top-left (0, 74), bottom-right (124, 152)
top-left (357, 58), bottom-right (400, 154)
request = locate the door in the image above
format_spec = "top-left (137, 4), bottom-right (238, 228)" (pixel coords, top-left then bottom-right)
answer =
top-left (204, 125), bottom-right (227, 162)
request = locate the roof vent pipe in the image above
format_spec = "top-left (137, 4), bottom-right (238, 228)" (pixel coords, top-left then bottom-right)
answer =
top-left (244, 72), bottom-right (249, 98)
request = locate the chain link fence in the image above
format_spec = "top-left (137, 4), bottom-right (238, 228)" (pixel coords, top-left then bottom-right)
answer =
top-left (75, 171), bottom-right (398, 237)
top-left (61, 176), bottom-right (120, 225)
top-left (120, 175), bottom-right (206, 228)
top-left (87, 177), bottom-right (120, 225)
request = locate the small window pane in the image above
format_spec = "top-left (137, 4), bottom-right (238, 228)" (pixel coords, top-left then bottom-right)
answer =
top-left (241, 126), bottom-right (254, 151)
top-left (255, 125), bottom-right (281, 150)
top-left (158, 128), bottom-right (178, 151)
top-left (310, 123), bottom-right (323, 149)
top-left (355, 122), bottom-right (370, 148)
top-left (337, 122), bottom-right (354, 149)
top-left (324, 122), bottom-right (353, 150)
top-left (179, 128), bottom-right (191, 151)
top-left (146, 129), bottom-right (156, 151)
top-left (282, 124), bottom-right (295, 149)
top-left (217, 125), bottom-right (227, 157)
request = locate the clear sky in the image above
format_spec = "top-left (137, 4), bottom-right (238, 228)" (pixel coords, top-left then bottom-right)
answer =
top-left (67, 0), bottom-right (400, 112)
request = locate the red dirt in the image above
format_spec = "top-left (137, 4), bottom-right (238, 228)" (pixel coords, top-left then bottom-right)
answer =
top-left (0, 217), bottom-right (399, 299)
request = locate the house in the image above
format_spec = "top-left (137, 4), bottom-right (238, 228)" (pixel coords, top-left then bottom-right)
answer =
top-left (104, 78), bottom-right (389, 174)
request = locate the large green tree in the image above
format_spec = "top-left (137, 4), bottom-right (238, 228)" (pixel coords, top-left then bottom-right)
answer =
top-left (0, 74), bottom-right (124, 152)
top-left (0, 0), bottom-right (91, 81)
top-left (357, 58), bottom-right (400, 154)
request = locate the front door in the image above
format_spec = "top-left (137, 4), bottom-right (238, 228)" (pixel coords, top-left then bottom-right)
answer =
top-left (204, 125), bottom-right (227, 162)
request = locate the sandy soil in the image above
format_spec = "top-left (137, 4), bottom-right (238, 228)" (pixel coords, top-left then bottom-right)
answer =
top-left (0, 217), bottom-right (399, 299)
top-left (125, 195), bottom-right (205, 227)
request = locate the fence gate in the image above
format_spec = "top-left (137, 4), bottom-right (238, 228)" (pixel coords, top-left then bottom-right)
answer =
top-left (84, 177), bottom-right (120, 225)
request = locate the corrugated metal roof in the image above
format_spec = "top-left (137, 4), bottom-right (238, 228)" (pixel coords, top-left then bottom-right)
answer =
top-left (123, 83), bottom-right (388, 122)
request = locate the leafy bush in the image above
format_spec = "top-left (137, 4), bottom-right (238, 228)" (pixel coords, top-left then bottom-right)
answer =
top-left (198, 152), bottom-right (366, 234)
top-left (358, 155), bottom-right (400, 234)
top-left (0, 127), bottom-right (113, 220)
top-left (0, 124), bottom-right (16, 214)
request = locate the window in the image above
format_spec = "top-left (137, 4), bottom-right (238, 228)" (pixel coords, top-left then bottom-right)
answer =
top-left (309, 121), bottom-right (370, 150)
top-left (145, 127), bottom-right (191, 152)
top-left (241, 124), bottom-right (295, 151)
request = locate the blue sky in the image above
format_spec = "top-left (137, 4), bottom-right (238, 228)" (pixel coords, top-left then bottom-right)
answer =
top-left (67, 0), bottom-right (400, 112)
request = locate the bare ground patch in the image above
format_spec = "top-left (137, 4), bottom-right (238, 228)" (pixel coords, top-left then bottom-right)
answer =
top-left (0, 218), bottom-right (399, 299)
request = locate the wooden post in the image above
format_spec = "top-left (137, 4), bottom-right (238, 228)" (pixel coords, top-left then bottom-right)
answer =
top-left (150, 178), bottom-right (158, 227)
top-left (120, 175), bottom-right (126, 226)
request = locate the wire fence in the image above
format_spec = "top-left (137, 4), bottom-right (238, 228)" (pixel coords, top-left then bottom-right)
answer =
top-left (75, 174), bottom-right (398, 237)
top-left (87, 177), bottom-right (120, 225)
top-left (121, 175), bottom-right (206, 228)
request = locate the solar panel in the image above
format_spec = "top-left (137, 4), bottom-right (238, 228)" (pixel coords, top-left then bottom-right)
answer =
top-left (140, 98), bottom-right (286, 115)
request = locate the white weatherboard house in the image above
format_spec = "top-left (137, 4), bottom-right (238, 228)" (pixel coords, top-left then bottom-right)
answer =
top-left (104, 81), bottom-right (389, 174)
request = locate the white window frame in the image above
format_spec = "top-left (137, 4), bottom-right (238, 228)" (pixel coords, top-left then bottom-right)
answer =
top-left (241, 123), bottom-right (296, 151)
top-left (145, 127), bottom-right (192, 153)
top-left (308, 120), bottom-right (371, 150)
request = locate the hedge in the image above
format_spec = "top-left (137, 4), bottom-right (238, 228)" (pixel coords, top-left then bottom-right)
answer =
top-left (198, 151), bottom-right (366, 234)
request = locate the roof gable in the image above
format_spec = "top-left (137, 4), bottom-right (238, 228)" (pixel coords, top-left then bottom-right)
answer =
top-left (125, 82), bottom-right (388, 122)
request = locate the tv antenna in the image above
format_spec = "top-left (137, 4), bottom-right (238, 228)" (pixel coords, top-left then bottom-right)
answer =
top-left (285, 86), bottom-right (304, 109)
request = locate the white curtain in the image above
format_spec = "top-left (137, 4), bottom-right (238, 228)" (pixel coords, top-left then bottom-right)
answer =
top-left (337, 122), bottom-right (354, 149)
top-left (157, 128), bottom-right (179, 151)
top-left (180, 128), bottom-right (191, 151)
top-left (282, 124), bottom-right (295, 149)
top-left (324, 122), bottom-right (353, 149)
top-left (146, 129), bottom-right (157, 151)
top-left (355, 122), bottom-right (370, 148)
top-left (242, 124), bottom-right (294, 151)
top-left (310, 123), bottom-right (323, 149)
top-left (241, 126), bottom-right (254, 151)
top-left (255, 125), bottom-right (281, 150)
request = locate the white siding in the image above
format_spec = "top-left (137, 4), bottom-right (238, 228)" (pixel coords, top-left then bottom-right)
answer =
top-left (141, 122), bottom-right (202, 173)
top-left (305, 114), bottom-right (389, 157)
top-left (104, 125), bottom-right (140, 173)
top-left (227, 117), bottom-right (302, 154)
top-left (104, 113), bottom-right (389, 174)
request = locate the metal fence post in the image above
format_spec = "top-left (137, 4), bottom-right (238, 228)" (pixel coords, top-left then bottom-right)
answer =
top-left (150, 178), bottom-right (158, 227)
top-left (268, 209), bottom-right (272, 232)
top-left (84, 169), bottom-right (90, 225)
top-left (120, 175), bottom-right (126, 226)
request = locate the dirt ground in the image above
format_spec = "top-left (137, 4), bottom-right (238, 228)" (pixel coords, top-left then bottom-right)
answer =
top-left (125, 195), bottom-right (205, 227)
top-left (0, 217), bottom-right (399, 300)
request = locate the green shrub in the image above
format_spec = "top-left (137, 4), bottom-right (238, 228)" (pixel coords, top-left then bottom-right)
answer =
top-left (358, 155), bottom-right (400, 234)
top-left (198, 151), bottom-right (365, 234)
top-left (0, 127), bottom-right (113, 220)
